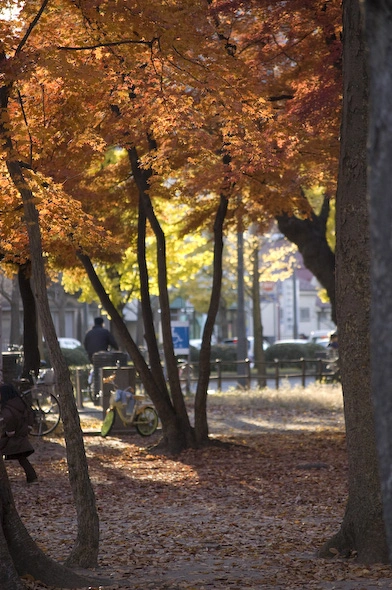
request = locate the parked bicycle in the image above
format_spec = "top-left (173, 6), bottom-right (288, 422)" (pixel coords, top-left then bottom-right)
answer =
top-left (13, 370), bottom-right (61, 436)
top-left (86, 367), bottom-right (100, 404)
top-left (101, 373), bottom-right (158, 437)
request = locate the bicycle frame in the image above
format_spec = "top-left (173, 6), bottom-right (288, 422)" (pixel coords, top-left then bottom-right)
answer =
top-left (13, 376), bottom-right (61, 437)
top-left (101, 375), bottom-right (159, 437)
top-left (110, 387), bottom-right (151, 427)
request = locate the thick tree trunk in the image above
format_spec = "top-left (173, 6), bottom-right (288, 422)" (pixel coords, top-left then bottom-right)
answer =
top-left (365, 0), bottom-right (392, 564)
top-left (0, 455), bottom-right (100, 589)
top-left (318, 0), bottom-right (388, 563)
top-left (276, 196), bottom-right (336, 324)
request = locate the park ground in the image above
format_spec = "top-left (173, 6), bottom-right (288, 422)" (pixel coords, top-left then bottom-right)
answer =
top-left (10, 384), bottom-right (392, 589)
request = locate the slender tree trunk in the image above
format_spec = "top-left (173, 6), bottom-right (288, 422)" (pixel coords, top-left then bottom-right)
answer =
top-left (364, 0), bottom-right (392, 564)
top-left (318, 0), bottom-right (388, 563)
top-left (9, 277), bottom-right (21, 347)
top-left (6, 160), bottom-right (100, 568)
top-left (0, 57), bottom-right (99, 565)
top-left (137, 188), bottom-right (170, 396)
top-left (77, 253), bottom-right (190, 454)
top-left (194, 193), bottom-right (228, 444)
top-left (17, 263), bottom-right (41, 378)
top-left (0, 27), bottom-right (100, 575)
top-left (128, 146), bottom-right (195, 446)
top-left (251, 238), bottom-right (267, 388)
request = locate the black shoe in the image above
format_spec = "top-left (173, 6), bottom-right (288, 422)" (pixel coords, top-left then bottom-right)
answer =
top-left (27, 477), bottom-right (38, 485)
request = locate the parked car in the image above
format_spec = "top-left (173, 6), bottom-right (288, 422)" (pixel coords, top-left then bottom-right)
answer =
top-left (265, 339), bottom-right (325, 363)
top-left (273, 339), bottom-right (309, 345)
top-left (189, 339), bottom-right (202, 349)
top-left (308, 330), bottom-right (334, 348)
top-left (58, 337), bottom-right (82, 349)
top-left (223, 336), bottom-right (270, 362)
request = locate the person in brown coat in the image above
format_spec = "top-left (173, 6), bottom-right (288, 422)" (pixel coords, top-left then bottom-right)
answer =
top-left (0, 384), bottom-right (38, 484)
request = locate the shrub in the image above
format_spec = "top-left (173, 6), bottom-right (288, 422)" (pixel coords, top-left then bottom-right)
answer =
top-left (190, 343), bottom-right (245, 372)
top-left (264, 342), bottom-right (325, 363)
top-left (43, 345), bottom-right (89, 368)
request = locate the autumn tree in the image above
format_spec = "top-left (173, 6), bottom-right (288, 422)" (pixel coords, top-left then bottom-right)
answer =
top-left (1, 0), bottom-right (343, 458)
top-left (318, 0), bottom-right (388, 562)
top-left (0, 1), bottom-right (101, 574)
top-left (212, 0), bottom-right (341, 320)
top-left (16, 0), bottom-right (273, 451)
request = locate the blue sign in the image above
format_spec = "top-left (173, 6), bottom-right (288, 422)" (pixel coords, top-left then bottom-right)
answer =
top-left (171, 322), bottom-right (190, 354)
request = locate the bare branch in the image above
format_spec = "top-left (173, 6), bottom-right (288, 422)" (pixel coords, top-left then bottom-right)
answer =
top-left (58, 38), bottom-right (157, 51)
top-left (15, 0), bottom-right (51, 55)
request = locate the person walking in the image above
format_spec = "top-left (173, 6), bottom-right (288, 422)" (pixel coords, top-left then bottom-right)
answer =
top-left (84, 317), bottom-right (119, 362)
top-left (0, 383), bottom-right (38, 485)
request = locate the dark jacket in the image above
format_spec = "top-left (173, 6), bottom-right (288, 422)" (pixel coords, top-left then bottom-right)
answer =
top-left (84, 326), bottom-right (119, 361)
top-left (0, 396), bottom-right (34, 459)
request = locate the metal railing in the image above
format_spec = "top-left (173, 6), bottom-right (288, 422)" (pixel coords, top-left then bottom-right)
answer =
top-left (178, 357), bottom-right (338, 391)
top-left (70, 356), bottom-right (338, 407)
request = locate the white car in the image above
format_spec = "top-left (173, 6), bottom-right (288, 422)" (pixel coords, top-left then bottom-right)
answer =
top-left (58, 337), bottom-right (82, 349)
top-left (308, 330), bottom-right (334, 348)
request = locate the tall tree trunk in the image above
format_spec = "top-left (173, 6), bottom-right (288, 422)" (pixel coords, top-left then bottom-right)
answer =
top-left (251, 238), bottom-right (267, 388)
top-left (318, 0), bottom-right (388, 563)
top-left (194, 193), bottom-right (228, 444)
top-left (9, 277), bottom-right (21, 347)
top-left (6, 160), bottom-right (100, 568)
top-left (364, 0), bottom-right (392, 564)
top-left (1, 32), bottom-right (100, 567)
top-left (128, 146), bottom-right (195, 447)
top-left (17, 263), bottom-right (41, 378)
top-left (136, 185), bottom-right (170, 396)
top-left (77, 253), bottom-right (189, 454)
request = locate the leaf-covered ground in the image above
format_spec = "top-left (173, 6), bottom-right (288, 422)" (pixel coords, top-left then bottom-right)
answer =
top-left (10, 385), bottom-right (392, 589)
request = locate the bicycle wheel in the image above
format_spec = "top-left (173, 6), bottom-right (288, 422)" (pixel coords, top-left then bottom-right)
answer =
top-left (30, 390), bottom-right (61, 436)
top-left (101, 408), bottom-right (116, 437)
top-left (135, 406), bottom-right (158, 436)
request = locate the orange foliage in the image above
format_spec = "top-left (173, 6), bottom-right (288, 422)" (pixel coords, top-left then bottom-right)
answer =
top-left (0, 0), bottom-right (342, 270)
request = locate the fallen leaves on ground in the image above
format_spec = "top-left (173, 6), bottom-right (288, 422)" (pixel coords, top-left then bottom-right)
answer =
top-left (9, 402), bottom-right (392, 589)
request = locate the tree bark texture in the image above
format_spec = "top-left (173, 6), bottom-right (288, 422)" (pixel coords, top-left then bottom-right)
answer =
top-left (319, 0), bottom-right (388, 563)
top-left (6, 161), bottom-right (100, 569)
top-left (276, 196), bottom-right (336, 325)
top-left (364, 0), bottom-right (392, 565)
top-left (0, 453), bottom-right (97, 588)
top-left (1, 46), bottom-right (100, 568)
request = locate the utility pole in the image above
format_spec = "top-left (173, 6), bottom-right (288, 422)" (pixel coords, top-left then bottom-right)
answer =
top-left (237, 230), bottom-right (248, 387)
top-left (293, 269), bottom-right (298, 339)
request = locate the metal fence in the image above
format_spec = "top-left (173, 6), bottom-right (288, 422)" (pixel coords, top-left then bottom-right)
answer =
top-left (177, 357), bottom-right (339, 393)
top-left (70, 356), bottom-right (338, 407)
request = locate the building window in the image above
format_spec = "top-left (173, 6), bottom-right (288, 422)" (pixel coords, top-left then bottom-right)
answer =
top-left (300, 307), bottom-right (310, 322)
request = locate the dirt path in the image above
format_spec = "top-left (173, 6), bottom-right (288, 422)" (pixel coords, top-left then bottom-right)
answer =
top-left (13, 403), bottom-right (392, 590)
